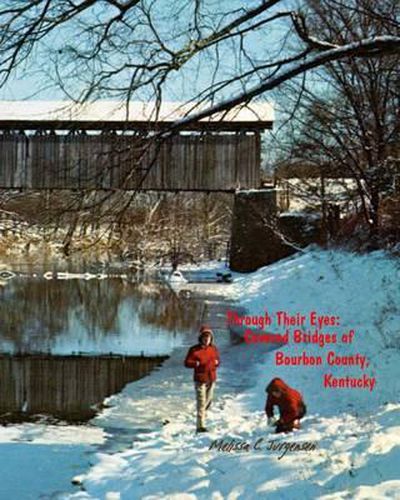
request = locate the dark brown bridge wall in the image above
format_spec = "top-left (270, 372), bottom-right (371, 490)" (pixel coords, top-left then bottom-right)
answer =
top-left (0, 132), bottom-right (260, 191)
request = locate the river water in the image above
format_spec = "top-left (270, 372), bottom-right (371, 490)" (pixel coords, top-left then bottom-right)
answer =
top-left (0, 262), bottom-right (271, 498)
top-left (0, 263), bottom-right (206, 422)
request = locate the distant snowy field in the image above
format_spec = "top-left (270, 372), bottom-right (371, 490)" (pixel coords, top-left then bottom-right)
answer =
top-left (65, 250), bottom-right (400, 500)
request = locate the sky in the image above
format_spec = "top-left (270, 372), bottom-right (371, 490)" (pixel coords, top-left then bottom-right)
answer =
top-left (0, 0), bottom-right (293, 105)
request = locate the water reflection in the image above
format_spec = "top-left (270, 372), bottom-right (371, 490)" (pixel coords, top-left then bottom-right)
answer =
top-left (0, 353), bottom-right (167, 422)
top-left (0, 274), bottom-right (203, 423)
top-left (0, 277), bottom-right (202, 355)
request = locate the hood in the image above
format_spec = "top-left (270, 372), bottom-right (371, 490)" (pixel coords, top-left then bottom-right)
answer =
top-left (198, 325), bottom-right (214, 345)
top-left (265, 377), bottom-right (290, 394)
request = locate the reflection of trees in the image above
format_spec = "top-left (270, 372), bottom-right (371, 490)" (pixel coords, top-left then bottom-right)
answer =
top-left (136, 286), bottom-right (203, 332)
top-left (0, 277), bottom-right (201, 351)
top-left (0, 279), bottom-right (75, 347)
top-left (74, 279), bottom-right (129, 336)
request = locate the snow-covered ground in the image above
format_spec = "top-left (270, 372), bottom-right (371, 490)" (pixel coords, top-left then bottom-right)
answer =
top-left (61, 249), bottom-right (400, 500)
top-left (0, 424), bottom-right (105, 499)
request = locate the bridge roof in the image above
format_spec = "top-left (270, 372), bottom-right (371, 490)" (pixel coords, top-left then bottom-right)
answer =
top-left (0, 100), bottom-right (273, 131)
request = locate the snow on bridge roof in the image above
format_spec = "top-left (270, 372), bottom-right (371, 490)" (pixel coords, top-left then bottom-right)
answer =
top-left (0, 100), bottom-right (273, 131)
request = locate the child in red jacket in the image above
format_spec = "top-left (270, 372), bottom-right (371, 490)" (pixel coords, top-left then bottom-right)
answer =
top-left (265, 378), bottom-right (306, 433)
top-left (185, 325), bottom-right (220, 432)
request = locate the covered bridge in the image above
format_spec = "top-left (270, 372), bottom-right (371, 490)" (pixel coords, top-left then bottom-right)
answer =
top-left (0, 101), bottom-right (273, 192)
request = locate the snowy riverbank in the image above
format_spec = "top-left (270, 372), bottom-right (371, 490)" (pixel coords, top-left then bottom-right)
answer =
top-left (66, 249), bottom-right (400, 499)
top-left (0, 424), bottom-right (105, 499)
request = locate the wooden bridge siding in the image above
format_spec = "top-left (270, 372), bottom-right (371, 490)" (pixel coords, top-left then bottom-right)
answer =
top-left (0, 133), bottom-right (260, 190)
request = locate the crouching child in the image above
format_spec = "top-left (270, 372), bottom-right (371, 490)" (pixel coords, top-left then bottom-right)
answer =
top-left (265, 378), bottom-right (307, 433)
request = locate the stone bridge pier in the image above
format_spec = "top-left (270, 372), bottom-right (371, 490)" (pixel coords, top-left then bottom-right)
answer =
top-left (229, 189), bottom-right (322, 272)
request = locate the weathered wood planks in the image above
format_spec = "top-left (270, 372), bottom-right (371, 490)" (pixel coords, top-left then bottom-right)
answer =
top-left (0, 132), bottom-right (260, 191)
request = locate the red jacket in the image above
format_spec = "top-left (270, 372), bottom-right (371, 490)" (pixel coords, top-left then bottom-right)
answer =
top-left (265, 378), bottom-right (305, 425)
top-left (184, 343), bottom-right (220, 383)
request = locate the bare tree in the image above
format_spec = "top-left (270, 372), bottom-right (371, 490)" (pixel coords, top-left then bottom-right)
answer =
top-left (272, 0), bottom-right (399, 245)
top-left (0, 0), bottom-right (399, 257)
top-left (0, 1), bottom-right (398, 123)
